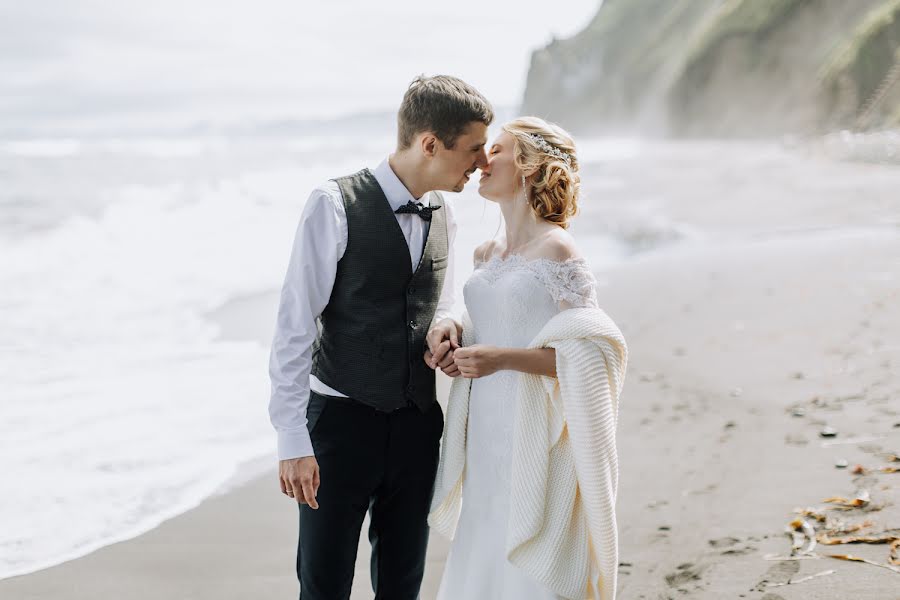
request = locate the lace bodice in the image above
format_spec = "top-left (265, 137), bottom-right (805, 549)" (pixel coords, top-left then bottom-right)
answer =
top-left (464, 254), bottom-right (598, 347)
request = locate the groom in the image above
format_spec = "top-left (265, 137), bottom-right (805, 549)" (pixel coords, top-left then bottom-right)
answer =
top-left (268, 75), bottom-right (492, 599)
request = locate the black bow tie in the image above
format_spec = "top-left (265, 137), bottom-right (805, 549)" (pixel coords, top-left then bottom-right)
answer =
top-left (394, 200), bottom-right (441, 222)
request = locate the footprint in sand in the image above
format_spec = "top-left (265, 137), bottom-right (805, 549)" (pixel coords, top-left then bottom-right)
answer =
top-left (708, 536), bottom-right (740, 548)
top-left (784, 433), bottom-right (808, 446)
top-left (708, 536), bottom-right (757, 556)
top-left (663, 561), bottom-right (707, 590)
top-left (754, 560), bottom-right (800, 591)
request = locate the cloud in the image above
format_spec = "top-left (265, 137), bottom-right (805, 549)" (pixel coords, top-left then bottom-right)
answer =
top-left (0, 0), bottom-right (598, 136)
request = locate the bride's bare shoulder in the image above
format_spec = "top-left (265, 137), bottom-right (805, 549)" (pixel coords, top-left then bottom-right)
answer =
top-left (473, 239), bottom-right (501, 265)
top-left (535, 227), bottom-right (582, 262)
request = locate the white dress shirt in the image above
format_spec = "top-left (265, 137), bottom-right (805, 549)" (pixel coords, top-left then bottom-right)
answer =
top-left (268, 158), bottom-right (457, 460)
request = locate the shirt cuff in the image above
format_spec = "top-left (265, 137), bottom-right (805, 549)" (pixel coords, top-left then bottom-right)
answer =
top-left (431, 310), bottom-right (454, 328)
top-left (277, 429), bottom-right (315, 460)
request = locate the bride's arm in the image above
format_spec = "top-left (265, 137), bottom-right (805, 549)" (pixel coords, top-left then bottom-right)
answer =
top-left (452, 345), bottom-right (557, 378)
top-left (498, 347), bottom-right (557, 377)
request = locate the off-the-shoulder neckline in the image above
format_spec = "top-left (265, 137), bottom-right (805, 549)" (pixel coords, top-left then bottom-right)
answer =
top-left (474, 253), bottom-right (589, 268)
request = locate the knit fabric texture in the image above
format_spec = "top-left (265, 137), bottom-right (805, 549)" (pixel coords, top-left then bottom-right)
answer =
top-left (429, 307), bottom-right (628, 600)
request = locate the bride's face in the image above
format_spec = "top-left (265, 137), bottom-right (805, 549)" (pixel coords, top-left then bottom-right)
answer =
top-left (478, 131), bottom-right (520, 202)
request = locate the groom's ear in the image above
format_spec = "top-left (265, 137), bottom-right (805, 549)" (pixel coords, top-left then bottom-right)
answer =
top-left (420, 133), bottom-right (438, 158)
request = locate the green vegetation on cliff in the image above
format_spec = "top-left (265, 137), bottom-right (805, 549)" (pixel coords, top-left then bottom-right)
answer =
top-left (819, 0), bottom-right (900, 127)
top-left (522, 0), bottom-right (900, 135)
top-left (682, 0), bottom-right (808, 71)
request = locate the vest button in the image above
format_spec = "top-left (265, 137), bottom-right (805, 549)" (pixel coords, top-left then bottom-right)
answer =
top-left (408, 320), bottom-right (417, 329)
top-left (408, 287), bottom-right (415, 295)
top-left (407, 384), bottom-right (416, 394)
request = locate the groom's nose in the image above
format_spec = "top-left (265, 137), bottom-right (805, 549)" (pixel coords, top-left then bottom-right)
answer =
top-left (474, 149), bottom-right (488, 170)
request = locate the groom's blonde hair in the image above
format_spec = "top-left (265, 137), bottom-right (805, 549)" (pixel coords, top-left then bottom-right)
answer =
top-left (397, 75), bottom-right (494, 150)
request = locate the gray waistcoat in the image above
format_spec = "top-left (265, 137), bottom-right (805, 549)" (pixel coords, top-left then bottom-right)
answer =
top-left (311, 168), bottom-right (449, 412)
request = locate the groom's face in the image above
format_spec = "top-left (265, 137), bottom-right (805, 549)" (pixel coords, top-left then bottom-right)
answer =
top-left (432, 122), bottom-right (489, 193)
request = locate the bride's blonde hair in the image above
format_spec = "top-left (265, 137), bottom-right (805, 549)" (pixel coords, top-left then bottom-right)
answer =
top-left (503, 116), bottom-right (580, 229)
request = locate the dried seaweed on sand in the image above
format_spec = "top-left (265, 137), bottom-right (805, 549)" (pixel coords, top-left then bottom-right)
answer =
top-left (822, 490), bottom-right (871, 510)
top-left (825, 553), bottom-right (900, 574)
top-left (765, 569), bottom-right (835, 588)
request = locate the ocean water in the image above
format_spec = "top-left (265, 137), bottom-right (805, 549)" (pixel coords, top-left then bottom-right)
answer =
top-left (0, 122), bottom-right (679, 579)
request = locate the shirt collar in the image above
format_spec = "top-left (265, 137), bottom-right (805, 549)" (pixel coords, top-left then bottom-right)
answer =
top-left (373, 158), bottom-right (431, 209)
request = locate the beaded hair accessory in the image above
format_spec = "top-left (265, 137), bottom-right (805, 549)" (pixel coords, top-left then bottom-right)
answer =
top-left (526, 132), bottom-right (572, 166)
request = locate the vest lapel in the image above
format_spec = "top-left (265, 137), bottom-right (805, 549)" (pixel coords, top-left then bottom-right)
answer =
top-left (414, 194), bottom-right (443, 274)
top-left (362, 169), bottom-right (414, 274)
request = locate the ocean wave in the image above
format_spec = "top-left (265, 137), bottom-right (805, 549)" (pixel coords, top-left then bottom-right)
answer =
top-left (0, 162), bottom-right (332, 579)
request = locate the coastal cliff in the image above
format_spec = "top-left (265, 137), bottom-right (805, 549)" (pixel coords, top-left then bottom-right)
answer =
top-left (522, 0), bottom-right (900, 135)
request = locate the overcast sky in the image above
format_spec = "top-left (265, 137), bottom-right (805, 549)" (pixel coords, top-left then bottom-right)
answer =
top-left (0, 1), bottom-right (599, 136)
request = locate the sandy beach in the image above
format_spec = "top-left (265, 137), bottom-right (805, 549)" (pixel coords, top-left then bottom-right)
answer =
top-left (2, 140), bottom-right (898, 599)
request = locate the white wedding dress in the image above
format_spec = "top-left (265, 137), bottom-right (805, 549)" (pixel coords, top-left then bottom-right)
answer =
top-left (435, 254), bottom-right (599, 600)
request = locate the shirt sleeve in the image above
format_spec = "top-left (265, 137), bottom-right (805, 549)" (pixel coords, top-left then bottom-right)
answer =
top-left (431, 195), bottom-right (457, 325)
top-left (268, 183), bottom-right (346, 460)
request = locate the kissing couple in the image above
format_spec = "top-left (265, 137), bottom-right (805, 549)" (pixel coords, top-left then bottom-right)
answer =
top-left (269, 74), bottom-right (627, 600)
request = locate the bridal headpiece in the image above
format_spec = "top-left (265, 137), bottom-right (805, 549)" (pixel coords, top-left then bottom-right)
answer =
top-left (525, 133), bottom-right (572, 166)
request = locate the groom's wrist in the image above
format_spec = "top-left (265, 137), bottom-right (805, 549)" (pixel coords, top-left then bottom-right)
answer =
top-left (430, 317), bottom-right (461, 338)
top-left (277, 429), bottom-right (315, 461)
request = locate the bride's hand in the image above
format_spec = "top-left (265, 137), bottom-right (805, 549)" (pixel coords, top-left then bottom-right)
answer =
top-left (452, 345), bottom-right (505, 379)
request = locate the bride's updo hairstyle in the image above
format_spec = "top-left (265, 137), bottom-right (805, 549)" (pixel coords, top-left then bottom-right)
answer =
top-left (503, 116), bottom-right (580, 229)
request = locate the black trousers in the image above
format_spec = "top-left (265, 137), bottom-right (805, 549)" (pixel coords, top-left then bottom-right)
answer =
top-left (297, 391), bottom-right (443, 600)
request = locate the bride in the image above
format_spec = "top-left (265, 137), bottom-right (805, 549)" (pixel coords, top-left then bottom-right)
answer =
top-left (424, 117), bottom-right (628, 600)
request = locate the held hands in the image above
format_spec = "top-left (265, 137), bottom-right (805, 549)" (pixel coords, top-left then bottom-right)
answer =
top-left (423, 317), bottom-right (504, 380)
top-left (279, 456), bottom-right (320, 508)
top-left (425, 318), bottom-right (463, 378)
top-left (452, 344), bottom-right (504, 379)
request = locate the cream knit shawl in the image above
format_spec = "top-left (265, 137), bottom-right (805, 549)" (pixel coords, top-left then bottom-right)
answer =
top-left (428, 307), bottom-right (628, 600)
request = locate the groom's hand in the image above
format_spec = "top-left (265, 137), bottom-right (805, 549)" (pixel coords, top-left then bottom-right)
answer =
top-left (425, 318), bottom-right (462, 377)
top-left (425, 344), bottom-right (461, 377)
top-left (279, 457), bottom-right (320, 509)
